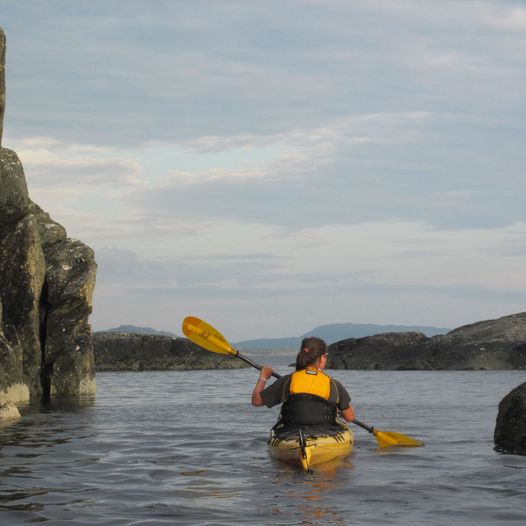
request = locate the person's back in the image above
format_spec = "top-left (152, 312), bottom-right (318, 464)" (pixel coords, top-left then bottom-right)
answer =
top-left (251, 337), bottom-right (355, 430)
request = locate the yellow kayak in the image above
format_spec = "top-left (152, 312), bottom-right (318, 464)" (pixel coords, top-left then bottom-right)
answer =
top-left (268, 423), bottom-right (353, 471)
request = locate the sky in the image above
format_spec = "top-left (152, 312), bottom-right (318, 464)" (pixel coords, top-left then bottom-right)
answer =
top-left (1, 0), bottom-right (525, 340)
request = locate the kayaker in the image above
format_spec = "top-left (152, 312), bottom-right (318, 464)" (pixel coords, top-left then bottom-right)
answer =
top-left (251, 337), bottom-right (355, 430)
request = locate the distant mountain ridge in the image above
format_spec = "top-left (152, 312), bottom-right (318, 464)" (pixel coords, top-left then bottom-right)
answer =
top-left (234, 322), bottom-right (450, 350)
top-left (99, 322), bottom-right (450, 350)
top-left (101, 325), bottom-right (178, 337)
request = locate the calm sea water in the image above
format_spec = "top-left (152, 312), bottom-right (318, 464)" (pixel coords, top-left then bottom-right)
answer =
top-left (1, 354), bottom-right (525, 525)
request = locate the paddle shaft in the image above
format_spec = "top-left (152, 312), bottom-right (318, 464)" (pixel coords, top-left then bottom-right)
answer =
top-left (235, 350), bottom-right (282, 380)
top-left (351, 419), bottom-right (374, 433)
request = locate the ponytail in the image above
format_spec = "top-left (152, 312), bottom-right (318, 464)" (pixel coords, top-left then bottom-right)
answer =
top-left (295, 337), bottom-right (328, 371)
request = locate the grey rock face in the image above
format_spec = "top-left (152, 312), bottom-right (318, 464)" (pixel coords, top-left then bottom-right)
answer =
top-left (29, 202), bottom-right (67, 247)
top-left (0, 28), bottom-right (5, 145)
top-left (445, 312), bottom-right (526, 344)
top-left (0, 149), bottom-right (31, 226)
top-left (0, 168), bottom-right (97, 399)
top-left (494, 382), bottom-right (526, 455)
top-left (0, 210), bottom-right (46, 396)
top-left (328, 332), bottom-right (433, 370)
top-left (328, 313), bottom-right (526, 370)
top-left (0, 31), bottom-right (97, 404)
top-left (41, 239), bottom-right (97, 396)
top-left (94, 332), bottom-right (249, 371)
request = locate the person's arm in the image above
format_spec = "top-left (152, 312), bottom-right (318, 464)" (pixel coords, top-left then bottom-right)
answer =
top-left (334, 379), bottom-right (355, 421)
top-left (251, 365), bottom-right (273, 406)
top-left (340, 404), bottom-right (355, 422)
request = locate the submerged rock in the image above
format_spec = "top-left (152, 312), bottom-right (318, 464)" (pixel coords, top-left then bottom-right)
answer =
top-left (0, 28), bottom-right (97, 405)
top-left (93, 332), bottom-right (248, 371)
top-left (0, 402), bottom-right (21, 423)
top-left (328, 313), bottom-right (526, 370)
top-left (0, 309), bottom-right (29, 406)
top-left (494, 382), bottom-right (526, 455)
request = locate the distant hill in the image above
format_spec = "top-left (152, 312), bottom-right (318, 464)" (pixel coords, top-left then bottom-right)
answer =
top-left (302, 322), bottom-right (449, 341)
top-left (235, 322), bottom-right (450, 350)
top-left (235, 337), bottom-right (301, 350)
top-left (100, 325), bottom-right (178, 337)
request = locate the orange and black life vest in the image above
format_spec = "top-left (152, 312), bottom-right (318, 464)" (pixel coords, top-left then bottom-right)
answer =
top-left (290, 367), bottom-right (331, 399)
top-left (278, 367), bottom-right (338, 427)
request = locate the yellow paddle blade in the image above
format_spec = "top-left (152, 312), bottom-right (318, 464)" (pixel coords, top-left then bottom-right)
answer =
top-left (181, 316), bottom-right (237, 356)
top-left (374, 430), bottom-right (424, 448)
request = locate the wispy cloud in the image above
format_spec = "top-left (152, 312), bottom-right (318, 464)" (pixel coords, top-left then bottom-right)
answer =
top-left (2, 1), bottom-right (525, 338)
top-left (15, 136), bottom-right (142, 193)
top-left (490, 6), bottom-right (526, 30)
top-left (90, 219), bottom-right (526, 337)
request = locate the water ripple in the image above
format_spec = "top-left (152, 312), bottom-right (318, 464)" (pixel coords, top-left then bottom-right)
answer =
top-left (0, 370), bottom-right (525, 525)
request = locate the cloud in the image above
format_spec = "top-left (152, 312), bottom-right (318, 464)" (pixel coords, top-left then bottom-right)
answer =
top-left (167, 167), bottom-right (269, 185)
top-left (121, 108), bottom-right (525, 231)
top-left (90, 220), bottom-right (526, 338)
top-left (2, 1), bottom-right (526, 338)
top-left (95, 238), bottom-right (320, 299)
top-left (490, 6), bottom-right (526, 30)
top-left (13, 136), bottom-right (142, 194)
top-left (4, 136), bottom-right (150, 241)
top-left (95, 247), bottom-right (171, 284)
top-left (93, 220), bottom-right (526, 297)
top-left (2, 0), bottom-right (522, 148)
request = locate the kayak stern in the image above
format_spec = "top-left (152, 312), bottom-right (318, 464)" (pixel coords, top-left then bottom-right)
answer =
top-left (268, 424), bottom-right (353, 471)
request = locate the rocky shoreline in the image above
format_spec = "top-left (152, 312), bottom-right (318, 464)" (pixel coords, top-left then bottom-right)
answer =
top-left (93, 313), bottom-right (526, 373)
top-left (327, 312), bottom-right (526, 370)
top-left (93, 332), bottom-right (248, 372)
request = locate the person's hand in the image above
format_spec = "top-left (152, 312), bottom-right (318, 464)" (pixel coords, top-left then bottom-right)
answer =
top-left (259, 365), bottom-right (273, 380)
top-left (252, 365), bottom-right (273, 406)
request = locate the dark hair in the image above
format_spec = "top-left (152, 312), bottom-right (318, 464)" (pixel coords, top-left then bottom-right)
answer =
top-left (295, 337), bottom-right (328, 371)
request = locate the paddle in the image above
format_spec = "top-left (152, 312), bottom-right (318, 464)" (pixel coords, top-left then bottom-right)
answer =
top-left (182, 316), bottom-right (424, 448)
top-left (182, 316), bottom-right (281, 379)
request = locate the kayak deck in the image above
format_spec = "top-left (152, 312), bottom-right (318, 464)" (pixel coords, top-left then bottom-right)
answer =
top-left (268, 423), bottom-right (353, 471)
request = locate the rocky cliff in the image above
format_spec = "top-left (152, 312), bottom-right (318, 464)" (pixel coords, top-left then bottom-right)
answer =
top-left (328, 312), bottom-right (526, 370)
top-left (0, 28), bottom-right (97, 414)
top-left (93, 332), bottom-right (248, 371)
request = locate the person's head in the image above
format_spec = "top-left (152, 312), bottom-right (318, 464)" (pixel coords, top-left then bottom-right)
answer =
top-left (295, 337), bottom-right (328, 371)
